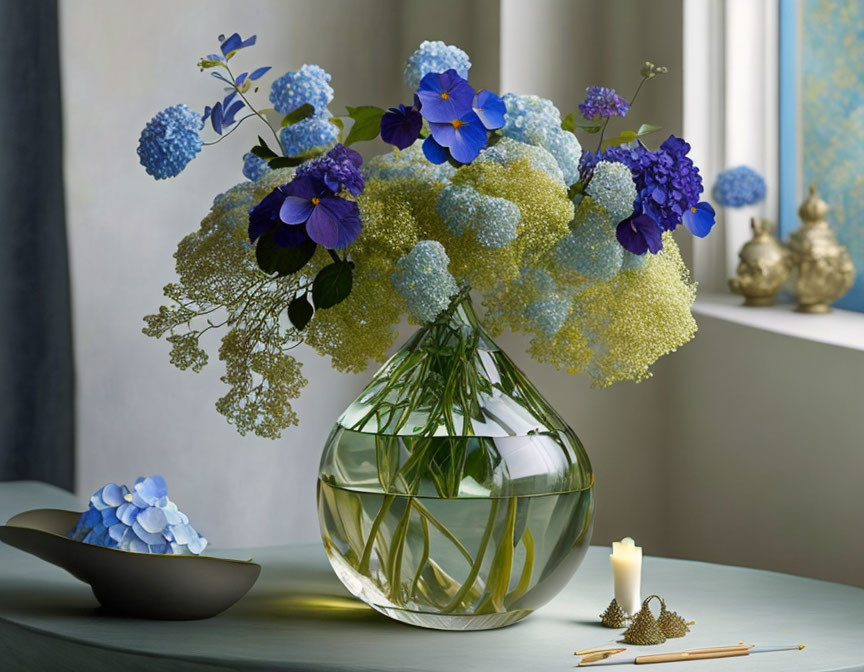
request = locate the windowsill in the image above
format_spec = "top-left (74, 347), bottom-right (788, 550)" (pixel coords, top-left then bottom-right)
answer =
top-left (693, 293), bottom-right (864, 353)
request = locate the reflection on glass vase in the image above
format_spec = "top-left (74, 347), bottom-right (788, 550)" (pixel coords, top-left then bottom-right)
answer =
top-left (317, 294), bottom-right (594, 630)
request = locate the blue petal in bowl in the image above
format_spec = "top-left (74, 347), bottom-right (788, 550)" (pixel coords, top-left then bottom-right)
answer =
top-left (0, 509), bottom-right (261, 620)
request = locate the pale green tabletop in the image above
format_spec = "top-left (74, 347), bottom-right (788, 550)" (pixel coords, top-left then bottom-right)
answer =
top-left (1, 481), bottom-right (862, 672)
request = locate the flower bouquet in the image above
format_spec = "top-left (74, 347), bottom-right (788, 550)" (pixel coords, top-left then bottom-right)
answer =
top-left (141, 34), bottom-right (715, 629)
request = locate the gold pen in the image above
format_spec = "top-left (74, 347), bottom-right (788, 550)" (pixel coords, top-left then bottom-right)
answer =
top-left (578, 644), bottom-right (805, 666)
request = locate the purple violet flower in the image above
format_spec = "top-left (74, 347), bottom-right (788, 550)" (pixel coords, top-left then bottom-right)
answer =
top-left (617, 212), bottom-right (663, 255)
top-left (682, 201), bottom-right (716, 237)
top-left (381, 103), bottom-right (424, 150)
top-left (414, 69), bottom-right (505, 165)
top-left (416, 69), bottom-right (475, 123)
top-left (578, 86), bottom-right (630, 119)
top-left (278, 176), bottom-right (362, 249)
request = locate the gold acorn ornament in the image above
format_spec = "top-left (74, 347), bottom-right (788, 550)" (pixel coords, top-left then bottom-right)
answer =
top-left (657, 601), bottom-right (693, 638)
top-left (787, 183), bottom-right (855, 313)
top-left (623, 595), bottom-right (666, 645)
top-left (728, 218), bottom-right (791, 307)
top-left (600, 598), bottom-right (628, 628)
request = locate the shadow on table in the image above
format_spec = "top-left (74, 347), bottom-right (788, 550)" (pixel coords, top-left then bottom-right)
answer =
top-left (0, 582), bottom-right (100, 619)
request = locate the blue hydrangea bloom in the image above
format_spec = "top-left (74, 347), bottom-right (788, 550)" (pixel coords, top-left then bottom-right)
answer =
top-left (69, 476), bottom-right (208, 555)
top-left (480, 137), bottom-right (563, 182)
top-left (392, 240), bottom-right (460, 322)
top-left (583, 135), bottom-right (704, 232)
top-left (586, 160), bottom-right (638, 222)
top-left (242, 152), bottom-right (271, 181)
top-left (404, 40), bottom-right (471, 90)
top-left (501, 94), bottom-right (582, 185)
top-left (712, 165), bottom-right (766, 207)
top-left (269, 64), bottom-right (334, 116)
top-left (525, 294), bottom-right (571, 337)
top-left (279, 113), bottom-right (339, 156)
top-left (555, 199), bottom-right (623, 281)
top-left (578, 86), bottom-right (630, 119)
top-left (437, 184), bottom-right (520, 248)
top-left (137, 104), bottom-right (203, 179)
top-left (363, 144), bottom-right (456, 182)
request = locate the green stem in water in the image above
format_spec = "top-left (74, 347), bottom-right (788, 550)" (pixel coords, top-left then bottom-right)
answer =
top-left (358, 493), bottom-right (395, 575)
top-left (410, 515), bottom-right (430, 601)
top-left (442, 497), bottom-right (501, 613)
top-left (386, 497), bottom-right (414, 604)
top-left (412, 499), bottom-right (474, 566)
top-left (475, 496), bottom-right (518, 614)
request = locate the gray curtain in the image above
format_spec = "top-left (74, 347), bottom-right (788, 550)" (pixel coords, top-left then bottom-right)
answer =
top-left (0, 0), bottom-right (74, 490)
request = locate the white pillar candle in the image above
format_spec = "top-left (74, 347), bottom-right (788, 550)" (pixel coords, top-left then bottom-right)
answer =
top-left (610, 537), bottom-right (642, 616)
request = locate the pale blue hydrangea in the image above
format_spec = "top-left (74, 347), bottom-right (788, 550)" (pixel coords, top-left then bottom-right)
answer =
top-left (472, 196), bottom-right (520, 248)
top-left (364, 144), bottom-right (456, 182)
top-left (479, 137), bottom-right (564, 182)
top-left (712, 165), bottom-right (766, 207)
top-left (525, 294), bottom-right (571, 337)
top-left (68, 476), bottom-right (207, 555)
top-left (522, 267), bottom-right (557, 295)
top-left (554, 199), bottom-right (623, 281)
top-left (501, 94), bottom-right (582, 185)
top-left (242, 152), bottom-right (271, 181)
top-left (392, 240), bottom-right (460, 322)
top-left (269, 64), bottom-right (334, 116)
top-left (437, 185), bottom-right (477, 235)
top-left (279, 112), bottom-right (339, 156)
top-left (620, 250), bottom-right (647, 271)
top-left (542, 129), bottom-right (583, 186)
top-left (437, 185), bottom-right (520, 248)
top-left (586, 160), bottom-right (638, 222)
top-left (404, 40), bottom-right (471, 90)
top-left (137, 104), bottom-right (203, 179)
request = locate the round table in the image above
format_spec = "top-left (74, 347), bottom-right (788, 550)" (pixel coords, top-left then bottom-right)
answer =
top-left (1, 482), bottom-right (862, 672)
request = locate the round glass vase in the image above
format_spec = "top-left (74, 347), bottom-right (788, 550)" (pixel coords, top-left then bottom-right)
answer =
top-left (317, 294), bottom-right (594, 630)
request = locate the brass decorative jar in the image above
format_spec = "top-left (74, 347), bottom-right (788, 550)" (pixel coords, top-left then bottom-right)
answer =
top-left (787, 184), bottom-right (854, 313)
top-left (728, 218), bottom-right (790, 306)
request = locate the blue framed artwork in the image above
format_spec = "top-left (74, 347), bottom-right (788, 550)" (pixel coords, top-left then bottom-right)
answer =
top-left (780, 0), bottom-right (864, 312)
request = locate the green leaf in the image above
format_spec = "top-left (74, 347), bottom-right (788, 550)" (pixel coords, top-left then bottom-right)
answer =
top-left (281, 103), bottom-right (315, 127)
top-left (330, 116), bottom-right (344, 131)
top-left (255, 233), bottom-right (317, 276)
top-left (287, 294), bottom-right (314, 330)
top-left (267, 156), bottom-right (307, 169)
top-left (344, 105), bottom-right (385, 146)
top-left (637, 123), bottom-right (662, 137)
top-left (251, 136), bottom-right (279, 161)
top-left (197, 58), bottom-right (225, 70)
top-left (603, 130), bottom-right (639, 148)
top-left (562, 112), bottom-right (603, 134)
top-left (312, 261), bottom-right (353, 309)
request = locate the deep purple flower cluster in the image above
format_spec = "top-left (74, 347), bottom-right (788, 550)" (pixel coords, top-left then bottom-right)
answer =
top-left (295, 144), bottom-right (364, 195)
top-left (249, 144), bottom-right (363, 250)
top-left (578, 86), bottom-right (630, 119)
top-left (581, 135), bottom-right (715, 254)
top-left (380, 69), bottom-right (506, 164)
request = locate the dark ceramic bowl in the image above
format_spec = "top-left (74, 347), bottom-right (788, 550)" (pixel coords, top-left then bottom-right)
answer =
top-left (0, 509), bottom-right (261, 620)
